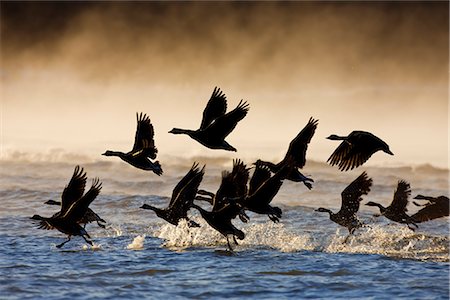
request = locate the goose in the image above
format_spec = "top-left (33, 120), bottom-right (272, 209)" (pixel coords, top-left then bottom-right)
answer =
top-left (43, 166), bottom-right (105, 228)
top-left (365, 180), bottom-right (418, 230)
top-left (140, 163), bottom-right (204, 227)
top-left (237, 161), bottom-right (293, 223)
top-left (44, 200), bottom-right (105, 229)
top-left (327, 131), bottom-right (393, 171)
top-left (411, 194), bottom-right (449, 223)
top-left (191, 202), bottom-right (245, 251)
top-left (103, 112), bottom-right (162, 175)
top-left (169, 87), bottom-right (249, 151)
top-left (195, 159), bottom-right (250, 222)
top-left (256, 117), bottom-right (318, 189)
top-left (316, 171), bottom-right (372, 242)
top-left (31, 166), bottom-right (102, 248)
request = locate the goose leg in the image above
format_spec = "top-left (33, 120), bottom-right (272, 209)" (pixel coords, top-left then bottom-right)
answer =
top-left (303, 181), bottom-right (313, 190)
top-left (343, 228), bottom-right (356, 244)
top-left (233, 235), bottom-right (239, 245)
top-left (197, 190), bottom-right (215, 197)
top-left (194, 195), bottom-right (214, 204)
top-left (226, 236), bottom-right (234, 252)
top-left (82, 235), bottom-right (93, 246)
top-left (187, 219), bottom-right (200, 228)
top-left (268, 214), bottom-right (279, 223)
top-left (238, 211), bottom-right (250, 223)
top-left (343, 234), bottom-right (352, 244)
top-left (361, 222), bottom-right (372, 229)
top-left (56, 236), bottom-right (71, 248)
top-left (97, 221), bottom-right (106, 229)
top-left (407, 224), bottom-right (417, 231)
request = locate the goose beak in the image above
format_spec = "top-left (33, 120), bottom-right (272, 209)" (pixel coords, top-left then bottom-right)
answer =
top-left (385, 149), bottom-right (394, 155)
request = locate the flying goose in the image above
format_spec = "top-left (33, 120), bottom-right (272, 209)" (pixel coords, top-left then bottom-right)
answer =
top-left (169, 87), bottom-right (249, 151)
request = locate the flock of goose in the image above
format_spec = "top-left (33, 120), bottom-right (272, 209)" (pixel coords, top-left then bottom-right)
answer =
top-left (31, 87), bottom-right (449, 250)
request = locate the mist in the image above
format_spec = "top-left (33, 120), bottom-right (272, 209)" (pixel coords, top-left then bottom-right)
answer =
top-left (1, 2), bottom-right (448, 168)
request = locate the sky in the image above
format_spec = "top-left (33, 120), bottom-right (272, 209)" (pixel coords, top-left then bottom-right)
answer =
top-left (1, 2), bottom-right (448, 168)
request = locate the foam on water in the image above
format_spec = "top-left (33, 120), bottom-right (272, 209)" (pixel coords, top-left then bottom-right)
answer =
top-left (239, 222), bottom-right (315, 252)
top-left (82, 243), bottom-right (103, 251)
top-left (155, 217), bottom-right (449, 261)
top-left (324, 225), bottom-right (449, 262)
top-left (126, 235), bottom-right (146, 250)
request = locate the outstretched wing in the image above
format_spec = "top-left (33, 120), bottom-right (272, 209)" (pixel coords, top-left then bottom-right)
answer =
top-left (79, 208), bottom-right (106, 224)
top-left (230, 159), bottom-right (250, 198)
top-left (412, 195), bottom-right (449, 222)
top-left (169, 164), bottom-right (205, 217)
top-left (389, 180), bottom-right (411, 213)
top-left (284, 117), bottom-right (318, 168)
top-left (328, 131), bottom-right (389, 171)
top-left (200, 87), bottom-right (227, 130)
top-left (247, 162), bottom-right (291, 206)
top-left (131, 113), bottom-right (158, 159)
top-left (206, 100), bottom-right (249, 139)
top-left (170, 163), bottom-right (201, 207)
top-left (37, 220), bottom-right (54, 230)
top-left (131, 112), bottom-right (158, 159)
top-left (328, 141), bottom-right (372, 172)
top-left (61, 166), bottom-right (87, 215)
top-left (213, 170), bottom-right (233, 211)
top-left (213, 160), bottom-right (249, 211)
top-left (63, 178), bottom-right (102, 222)
top-left (248, 164), bottom-right (272, 196)
top-left (339, 171), bottom-right (372, 215)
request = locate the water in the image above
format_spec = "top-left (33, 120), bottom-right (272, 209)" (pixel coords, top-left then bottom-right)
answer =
top-left (1, 155), bottom-right (449, 299)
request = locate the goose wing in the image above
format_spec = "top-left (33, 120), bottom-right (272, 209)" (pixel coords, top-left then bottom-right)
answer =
top-left (388, 180), bottom-right (411, 213)
top-left (131, 113), bottom-right (158, 159)
top-left (214, 202), bottom-right (243, 221)
top-left (339, 171), bottom-right (372, 215)
top-left (200, 87), bottom-right (227, 130)
top-left (247, 166), bottom-right (285, 207)
top-left (328, 131), bottom-right (383, 171)
top-left (412, 195), bottom-right (449, 222)
top-left (284, 117), bottom-right (318, 168)
top-left (37, 219), bottom-right (54, 230)
top-left (61, 166), bottom-right (87, 214)
top-left (230, 159), bottom-right (250, 198)
top-left (248, 164), bottom-right (272, 196)
top-left (205, 100), bottom-right (249, 139)
top-left (80, 208), bottom-right (105, 224)
top-left (169, 164), bottom-right (205, 217)
top-left (170, 163), bottom-right (201, 207)
top-left (215, 159), bottom-right (249, 210)
top-left (213, 170), bottom-right (233, 211)
top-left (63, 178), bottom-right (102, 222)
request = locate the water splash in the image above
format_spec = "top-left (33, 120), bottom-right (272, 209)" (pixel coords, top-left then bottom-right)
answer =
top-left (323, 225), bottom-right (449, 262)
top-left (82, 243), bottom-right (102, 251)
top-left (157, 218), bottom-right (223, 248)
top-left (157, 218), bottom-right (315, 252)
top-left (239, 222), bottom-right (315, 252)
top-left (126, 235), bottom-right (146, 250)
top-left (155, 218), bottom-right (449, 261)
top-left (106, 224), bottom-right (123, 237)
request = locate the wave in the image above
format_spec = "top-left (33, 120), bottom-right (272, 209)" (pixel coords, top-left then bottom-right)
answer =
top-left (2, 149), bottom-right (448, 174)
top-left (1, 149), bottom-right (97, 164)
